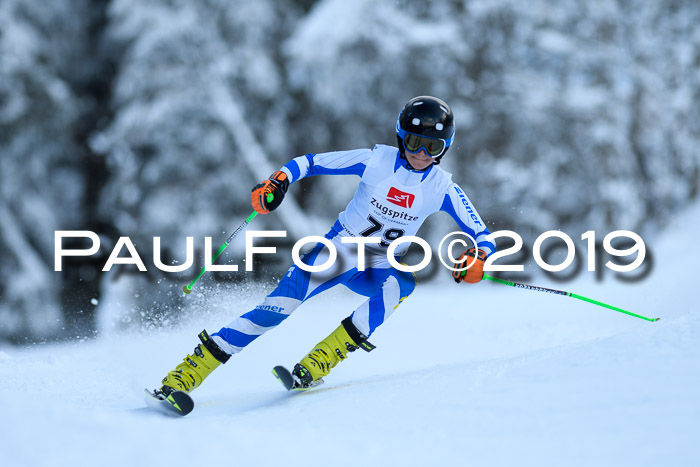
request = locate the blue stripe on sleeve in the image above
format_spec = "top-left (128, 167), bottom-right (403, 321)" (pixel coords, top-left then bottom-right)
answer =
top-left (282, 150), bottom-right (370, 183)
top-left (307, 163), bottom-right (367, 177)
top-left (439, 194), bottom-right (477, 239)
top-left (439, 194), bottom-right (496, 255)
top-left (476, 231), bottom-right (496, 254)
top-left (283, 159), bottom-right (302, 181)
top-left (306, 151), bottom-right (368, 177)
top-left (304, 153), bottom-right (314, 174)
top-left (477, 240), bottom-right (496, 253)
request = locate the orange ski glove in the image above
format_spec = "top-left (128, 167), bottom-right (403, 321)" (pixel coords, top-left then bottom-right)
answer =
top-left (453, 248), bottom-right (487, 284)
top-left (251, 171), bottom-right (289, 214)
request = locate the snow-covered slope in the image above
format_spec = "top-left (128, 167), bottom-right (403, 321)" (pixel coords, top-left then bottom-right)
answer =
top-left (2, 204), bottom-right (699, 467)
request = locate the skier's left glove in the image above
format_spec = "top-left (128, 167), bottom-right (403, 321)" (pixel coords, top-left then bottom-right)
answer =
top-left (453, 247), bottom-right (487, 284)
top-left (251, 171), bottom-right (289, 214)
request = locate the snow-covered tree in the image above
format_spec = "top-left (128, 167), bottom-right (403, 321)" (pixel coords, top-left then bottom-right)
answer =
top-left (0, 0), bottom-right (116, 342)
top-left (90, 0), bottom-right (317, 330)
top-left (0, 0), bottom-right (97, 341)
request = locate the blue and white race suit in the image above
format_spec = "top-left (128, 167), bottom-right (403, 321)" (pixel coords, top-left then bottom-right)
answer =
top-left (212, 145), bottom-right (495, 354)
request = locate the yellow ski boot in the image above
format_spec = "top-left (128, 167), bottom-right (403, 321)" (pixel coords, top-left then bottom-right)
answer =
top-left (160, 330), bottom-right (230, 395)
top-left (292, 318), bottom-right (375, 388)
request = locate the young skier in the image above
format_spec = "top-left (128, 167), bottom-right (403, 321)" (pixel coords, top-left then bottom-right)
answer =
top-left (155, 96), bottom-right (495, 396)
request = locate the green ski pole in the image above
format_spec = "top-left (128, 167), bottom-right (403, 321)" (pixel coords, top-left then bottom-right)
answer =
top-left (183, 193), bottom-right (273, 295)
top-left (482, 274), bottom-right (659, 322)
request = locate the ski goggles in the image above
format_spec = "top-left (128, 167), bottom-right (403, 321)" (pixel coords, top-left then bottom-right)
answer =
top-left (396, 124), bottom-right (454, 158)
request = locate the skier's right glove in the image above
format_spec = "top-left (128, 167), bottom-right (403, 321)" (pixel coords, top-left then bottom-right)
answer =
top-left (251, 170), bottom-right (289, 214)
top-left (453, 247), bottom-right (487, 284)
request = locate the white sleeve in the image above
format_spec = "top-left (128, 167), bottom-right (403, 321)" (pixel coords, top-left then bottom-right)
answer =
top-left (440, 183), bottom-right (496, 256)
top-left (280, 149), bottom-right (372, 183)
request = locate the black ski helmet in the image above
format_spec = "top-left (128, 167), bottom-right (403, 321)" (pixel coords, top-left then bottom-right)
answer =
top-left (396, 96), bottom-right (455, 166)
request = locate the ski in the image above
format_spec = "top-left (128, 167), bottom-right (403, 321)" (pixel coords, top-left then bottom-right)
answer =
top-left (272, 365), bottom-right (322, 392)
top-left (143, 388), bottom-right (194, 417)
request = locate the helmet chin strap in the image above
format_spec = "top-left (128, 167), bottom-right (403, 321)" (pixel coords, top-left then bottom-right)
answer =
top-left (400, 150), bottom-right (434, 172)
top-left (399, 150), bottom-right (413, 169)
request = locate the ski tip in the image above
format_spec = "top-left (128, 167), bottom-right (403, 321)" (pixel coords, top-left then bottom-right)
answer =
top-left (183, 285), bottom-right (192, 295)
top-left (144, 388), bottom-right (194, 416)
top-left (652, 317), bottom-right (660, 322)
top-left (272, 365), bottom-right (295, 391)
top-left (272, 365), bottom-right (288, 377)
top-left (168, 391), bottom-right (195, 415)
